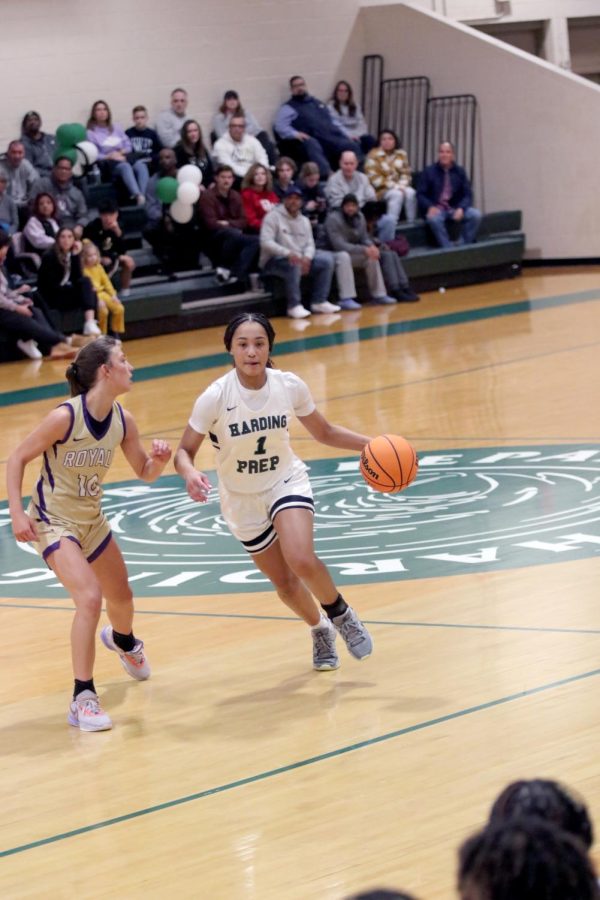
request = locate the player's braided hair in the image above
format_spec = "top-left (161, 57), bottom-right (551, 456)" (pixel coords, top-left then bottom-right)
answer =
top-left (224, 312), bottom-right (275, 368)
top-left (458, 816), bottom-right (600, 900)
top-left (65, 336), bottom-right (119, 396)
top-left (489, 778), bottom-right (593, 848)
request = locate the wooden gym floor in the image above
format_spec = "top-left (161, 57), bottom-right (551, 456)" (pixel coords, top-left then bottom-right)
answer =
top-left (0, 267), bottom-right (599, 899)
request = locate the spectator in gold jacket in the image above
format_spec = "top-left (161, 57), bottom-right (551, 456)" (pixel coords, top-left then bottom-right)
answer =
top-left (365, 130), bottom-right (416, 226)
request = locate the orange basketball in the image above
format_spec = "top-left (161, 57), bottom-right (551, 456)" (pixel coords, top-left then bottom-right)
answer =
top-left (360, 434), bottom-right (418, 494)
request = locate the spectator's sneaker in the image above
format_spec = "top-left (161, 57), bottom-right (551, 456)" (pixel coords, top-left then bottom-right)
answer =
top-left (100, 626), bottom-right (151, 681)
top-left (310, 301), bottom-right (341, 314)
top-left (338, 297), bottom-right (362, 310)
top-left (120, 289), bottom-right (131, 298)
top-left (68, 690), bottom-right (112, 732)
top-left (287, 304), bottom-right (311, 319)
top-left (332, 607), bottom-right (373, 660)
top-left (395, 288), bottom-right (420, 302)
top-left (312, 621), bottom-right (340, 671)
top-left (216, 267), bottom-right (237, 285)
top-left (16, 339), bottom-right (43, 359)
top-left (83, 319), bottom-right (102, 336)
top-left (372, 295), bottom-right (397, 305)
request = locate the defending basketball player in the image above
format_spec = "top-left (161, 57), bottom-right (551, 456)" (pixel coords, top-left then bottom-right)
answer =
top-left (6, 337), bottom-right (172, 731)
top-left (174, 312), bottom-right (374, 670)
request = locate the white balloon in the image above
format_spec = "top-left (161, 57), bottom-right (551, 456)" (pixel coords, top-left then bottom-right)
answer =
top-left (177, 165), bottom-right (202, 186)
top-left (75, 140), bottom-right (99, 165)
top-left (169, 200), bottom-right (194, 224)
top-left (177, 181), bottom-right (200, 204)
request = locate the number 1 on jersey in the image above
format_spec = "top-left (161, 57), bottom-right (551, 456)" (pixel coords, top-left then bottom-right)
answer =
top-left (254, 436), bottom-right (267, 456)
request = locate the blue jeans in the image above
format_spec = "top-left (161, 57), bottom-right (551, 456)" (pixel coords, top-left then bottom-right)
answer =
top-left (263, 250), bottom-right (334, 310)
top-left (113, 160), bottom-right (149, 197)
top-left (375, 213), bottom-right (399, 243)
top-left (427, 207), bottom-right (482, 248)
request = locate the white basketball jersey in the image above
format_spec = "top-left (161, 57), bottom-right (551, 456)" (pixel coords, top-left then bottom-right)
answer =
top-left (202, 368), bottom-right (301, 494)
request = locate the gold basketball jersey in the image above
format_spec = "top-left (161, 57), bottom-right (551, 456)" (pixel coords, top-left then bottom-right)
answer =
top-left (32, 393), bottom-right (126, 526)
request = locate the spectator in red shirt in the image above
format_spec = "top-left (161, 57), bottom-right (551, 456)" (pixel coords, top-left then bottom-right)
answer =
top-left (198, 165), bottom-right (259, 287)
top-left (241, 164), bottom-right (279, 234)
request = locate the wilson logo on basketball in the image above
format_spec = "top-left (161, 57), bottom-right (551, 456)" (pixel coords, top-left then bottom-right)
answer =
top-left (1, 446), bottom-right (599, 597)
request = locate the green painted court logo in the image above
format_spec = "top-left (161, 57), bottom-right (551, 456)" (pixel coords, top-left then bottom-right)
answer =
top-left (1, 446), bottom-right (599, 597)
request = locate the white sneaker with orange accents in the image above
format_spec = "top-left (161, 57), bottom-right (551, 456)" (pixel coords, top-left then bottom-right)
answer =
top-left (68, 690), bottom-right (112, 732)
top-left (100, 626), bottom-right (151, 681)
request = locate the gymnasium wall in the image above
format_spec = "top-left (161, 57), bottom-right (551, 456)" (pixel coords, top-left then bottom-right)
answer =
top-left (2, 0), bottom-right (599, 258)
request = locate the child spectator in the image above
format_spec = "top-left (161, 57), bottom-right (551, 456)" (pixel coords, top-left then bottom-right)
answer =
top-left (125, 105), bottom-right (162, 175)
top-left (298, 161), bottom-right (328, 244)
top-left (81, 241), bottom-right (125, 337)
top-left (83, 199), bottom-right (136, 296)
top-left (273, 157), bottom-right (297, 201)
top-left (241, 164), bottom-right (278, 234)
top-left (23, 192), bottom-right (60, 252)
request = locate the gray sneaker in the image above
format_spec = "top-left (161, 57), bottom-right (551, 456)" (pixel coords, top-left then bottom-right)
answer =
top-left (100, 626), bottom-right (151, 681)
top-left (332, 607), bottom-right (373, 660)
top-left (312, 622), bottom-right (340, 671)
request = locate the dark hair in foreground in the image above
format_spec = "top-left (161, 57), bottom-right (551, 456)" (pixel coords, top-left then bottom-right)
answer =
top-left (458, 817), bottom-right (600, 900)
top-left (66, 336), bottom-right (119, 396)
top-left (345, 890), bottom-right (419, 900)
top-left (224, 312), bottom-right (275, 369)
top-left (489, 778), bottom-right (594, 848)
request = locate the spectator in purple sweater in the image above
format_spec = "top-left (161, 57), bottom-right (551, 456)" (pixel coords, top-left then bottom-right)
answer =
top-left (86, 100), bottom-right (148, 205)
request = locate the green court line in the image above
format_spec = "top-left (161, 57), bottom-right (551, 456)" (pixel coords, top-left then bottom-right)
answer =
top-left (2, 288), bottom-right (599, 408)
top-left (1, 602), bottom-right (599, 636)
top-left (2, 665), bottom-right (599, 859)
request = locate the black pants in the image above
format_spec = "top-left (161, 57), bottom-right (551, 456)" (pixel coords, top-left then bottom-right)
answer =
top-left (207, 228), bottom-right (259, 279)
top-left (0, 306), bottom-right (65, 354)
top-left (43, 277), bottom-right (97, 314)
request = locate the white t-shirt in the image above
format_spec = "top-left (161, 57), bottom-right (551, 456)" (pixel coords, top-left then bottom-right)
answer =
top-left (189, 368), bottom-right (315, 494)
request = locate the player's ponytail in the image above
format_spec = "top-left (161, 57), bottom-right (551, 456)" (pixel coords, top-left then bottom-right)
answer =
top-left (224, 312), bottom-right (276, 368)
top-left (65, 336), bottom-right (118, 396)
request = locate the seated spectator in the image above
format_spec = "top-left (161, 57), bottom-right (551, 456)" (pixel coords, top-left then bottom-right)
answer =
top-left (144, 148), bottom-right (201, 272)
top-left (362, 200), bottom-right (419, 301)
top-left (458, 816), bottom-right (600, 900)
top-left (81, 241), bottom-right (125, 337)
top-left (273, 156), bottom-right (297, 201)
top-left (0, 141), bottom-right (38, 225)
top-left (488, 778), bottom-right (594, 849)
top-left (365, 130), bottom-right (417, 225)
top-left (297, 161), bottom-right (328, 244)
top-left (417, 141), bottom-right (482, 247)
top-left (213, 115), bottom-right (268, 187)
top-left (0, 231), bottom-right (76, 360)
top-left (174, 120), bottom-right (214, 188)
top-left (30, 156), bottom-right (88, 238)
top-left (211, 89), bottom-right (277, 165)
top-left (198, 164), bottom-right (259, 287)
top-left (23, 192), bottom-right (60, 252)
top-left (125, 105), bottom-right (162, 175)
top-left (241, 164), bottom-right (278, 234)
top-left (327, 81), bottom-right (376, 154)
top-left (259, 185), bottom-right (340, 318)
top-left (274, 75), bottom-right (359, 178)
top-left (325, 194), bottom-right (418, 305)
top-left (325, 150), bottom-right (397, 242)
top-left (20, 111), bottom-right (56, 177)
top-left (37, 227), bottom-right (101, 336)
top-left (83, 198), bottom-right (135, 296)
top-left (0, 172), bottom-right (18, 235)
top-left (86, 99), bottom-right (148, 205)
top-left (156, 87), bottom-right (196, 149)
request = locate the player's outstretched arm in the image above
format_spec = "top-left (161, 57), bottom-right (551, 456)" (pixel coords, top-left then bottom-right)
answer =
top-left (298, 409), bottom-right (372, 452)
top-left (6, 407), bottom-right (72, 542)
top-left (120, 410), bottom-right (172, 482)
top-left (174, 425), bottom-right (212, 503)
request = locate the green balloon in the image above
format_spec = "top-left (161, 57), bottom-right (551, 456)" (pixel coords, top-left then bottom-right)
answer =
top-left (56, 123), bottom-right (87, 148)
top-left (53, 147), bottom-right (77, 165)
top-left (156, 177), bottom-right (179, 204)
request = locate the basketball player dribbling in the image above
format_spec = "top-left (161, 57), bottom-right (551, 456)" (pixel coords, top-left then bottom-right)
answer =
top-left (174, 312), bottom-right (374, 669)
top-left (6, 336), bottom-right (172, 731)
